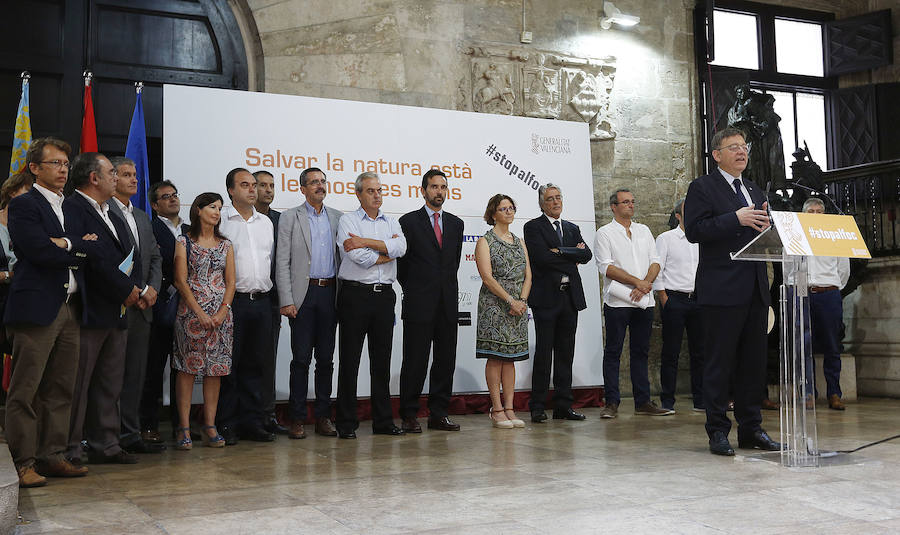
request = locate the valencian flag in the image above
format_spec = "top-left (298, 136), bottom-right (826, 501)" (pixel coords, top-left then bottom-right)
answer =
top-left (9, 73), bottom-right (32, 177)
top-left (125, 83), bottom-right (150, 214)
top-left (80, 73), bottom-right (98, 153)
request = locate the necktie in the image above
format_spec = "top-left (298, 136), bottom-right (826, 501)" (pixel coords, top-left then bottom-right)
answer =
top-left (433, 212), bottom-right (442, 247)
top-left (732, 178), bottom-right (749, 207)
top-left (554, 220), bottom-right (563, 245)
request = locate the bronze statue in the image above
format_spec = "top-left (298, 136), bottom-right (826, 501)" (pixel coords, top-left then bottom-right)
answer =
top-left (726, 84), bottom-right (786, 191)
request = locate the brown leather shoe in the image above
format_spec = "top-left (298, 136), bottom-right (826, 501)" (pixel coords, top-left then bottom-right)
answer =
top-left (315, 417), bottom-right (337, 437)
top-left (427, 416), bottom-right (460, 431)
top-left (289, 421), bottom-right (307, 439)
top-left (761, 398), bottom-right (780, 411)
top-left (401, 416), bottom-right (422, 433)
top-left (828, 394), bottom-right (846, 411)
top-left (35, 458), bottom-right (88, 478)
top-left (17, 466), bottom-right (47, 488)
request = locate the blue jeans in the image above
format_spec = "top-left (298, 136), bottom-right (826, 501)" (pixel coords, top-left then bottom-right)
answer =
top-left (603, 305), bottom-right (654, 407)
top-left (809, 289), bottom-right (843, 398)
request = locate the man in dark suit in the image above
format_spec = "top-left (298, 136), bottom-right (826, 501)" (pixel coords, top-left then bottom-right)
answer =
top-left (524, 183), bottom-right (592, 423)
top-left (107, 157), bottom-right (163, 454)
top-left (5, 138), bottom-right (91, 487)
top-left (397, 169), bottom-right (464, 433)
top-left (141, 180), bottom-right (188, 443)
top-left (684, 126), bottom-right (781, 456)
top-left (63, 152), bottom-right (143, 465)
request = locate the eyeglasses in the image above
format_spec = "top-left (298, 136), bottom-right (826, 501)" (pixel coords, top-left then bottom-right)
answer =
top-left (305, 179), bottom-right (327, 187)
top-left (496, 206), bottom-right (517, 213)
top-left (39, 160), bottom-right (71, 170)
top-left (716, 143), bottom-right (752, 154)
top-left (158, 192), bottom-right (179, 201)
top-left (614, 199), bottom-right (636, 206)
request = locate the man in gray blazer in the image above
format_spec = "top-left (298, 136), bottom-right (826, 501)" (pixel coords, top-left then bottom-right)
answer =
top-left (107, 157), bottom-right (163, 454)
top-left (276, 167), bottom-right (342, 439)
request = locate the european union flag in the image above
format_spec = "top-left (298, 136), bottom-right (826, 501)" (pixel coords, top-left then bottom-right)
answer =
top-left (9, 77), bottom-right (32, 177)
top-left (125, 89), bottom-right (151, 214)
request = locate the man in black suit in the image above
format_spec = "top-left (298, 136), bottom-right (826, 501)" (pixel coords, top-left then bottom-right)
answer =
top-left (684, 126), bottom-right (781, 456)
top-left (5, 138), bottom-right (91, 487)
top-left (524, 183), bottom-right (593, 423)
top-left (141, 180), bottom-right (188, 443)
top-left (63, 152), bottom-right (143, 465)
top-left (397, 169), bottom-right (464, 432)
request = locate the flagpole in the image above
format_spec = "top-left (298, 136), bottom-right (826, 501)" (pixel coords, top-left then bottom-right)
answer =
top-left (83, 70), bottom-right (92, 87)
top-left (135, 81), bottom-right (143, 95)
top-left (20, 71), bottom-right (30, 89)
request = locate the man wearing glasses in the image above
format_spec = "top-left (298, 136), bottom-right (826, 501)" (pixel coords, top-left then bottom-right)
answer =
top-left (141, 181), bottom-right (188, 445)
top-left (275, 167), bottom-right (343, 439)
top-left (593, 189), bottom-right (670, 418)
top-left (684, 126), bottom-right (780, 456)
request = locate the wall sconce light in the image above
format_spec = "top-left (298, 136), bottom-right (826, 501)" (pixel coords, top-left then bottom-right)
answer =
top-left (600, 2), bottom-right (640, 30)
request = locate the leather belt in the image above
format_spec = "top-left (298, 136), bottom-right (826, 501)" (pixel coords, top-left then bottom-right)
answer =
top-left (809, 285), bottom-right (838, 294)
top-left (559, 282), bottom-right (571, 291)
top-left (309, 277), bottom-right (335, 287)
top-left (342, 280), bottom-right (392, 293)
top-left (666, 289), bottom-right (695, 300)
top-left (235, 291), bottom-right (269, 301)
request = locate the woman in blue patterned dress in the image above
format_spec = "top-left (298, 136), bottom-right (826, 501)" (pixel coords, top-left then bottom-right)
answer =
top-left (475, 194), bottom-right (532, 429)
top-left (172, 192), bottom-right (235, 449)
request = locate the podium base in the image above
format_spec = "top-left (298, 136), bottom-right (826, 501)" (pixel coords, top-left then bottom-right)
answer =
top-left (737, 450), bottom-right (872, 468)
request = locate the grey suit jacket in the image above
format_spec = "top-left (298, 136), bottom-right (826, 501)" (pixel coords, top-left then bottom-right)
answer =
top-left (107, 200), bottom-right (163, 322)
top-left (276, 203), bottom-right (343, 309)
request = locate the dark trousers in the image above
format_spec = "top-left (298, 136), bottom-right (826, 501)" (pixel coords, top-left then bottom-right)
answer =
top-left (120, 310), bottom-right (151, 446)
top-left (336, 284), bottom-right (396, 433)
top-left (399, 299), bottom-right (458, 420)
top-left (659, 292), bottom-right (704, 409)
top-left (141, 322), bottom-right (176, 432)
top-left (5, 300), bottom-right (81, 468)
top-left (809, 289), bottom-right (843, 398)
top-left (67, 327), bottom-right (128, 458)
top-left (262, 305), bottom-right (281, 418)
top-left (288, 284), bottom-right (337, 421)
top-left (702, 289), bottom-right (767, 440)
top-left (602, 304), bottom-right (653, 407)
top-left (218, 293), bottom-right (272, 430)
top-left (529, 294), bottom-right (578, 413)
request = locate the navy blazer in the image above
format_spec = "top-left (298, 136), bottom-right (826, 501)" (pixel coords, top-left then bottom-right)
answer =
top-left (397, 207), bottom-right (464, 321)
top-left (63, 192), bottom-right (139, 329)
top-left (4, 188), bottom-right (86, 327)
top-left (683, 170), bottom-right (771, 307)
top-left (523, 216), bottom-right (592, 311)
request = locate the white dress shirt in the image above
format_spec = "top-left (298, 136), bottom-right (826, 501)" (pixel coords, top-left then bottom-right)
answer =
top-left (652, 225), bottom-right (699, 293)
top-left (112, 197), bottom-right (140, 250)
top-left (593, 219), bottom-right (659, 308)
top-left (808, 256), bottom-right (850, 289)
top-left (719, 167), bottom-right (752, 207)
top-left (337, 207), bottom-right (407, 284)
top-left (219, 205), bottom-right (274, 293)
top-left (76, 190), bottom-right (120, 241)
top-left (158, 215), bottom-right (186, 238)
top-left (34, 183), bottom-right (77, 294)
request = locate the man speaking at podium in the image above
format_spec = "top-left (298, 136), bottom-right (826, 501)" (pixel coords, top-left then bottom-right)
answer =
top-left (684, 127), bottom-right (781, 457)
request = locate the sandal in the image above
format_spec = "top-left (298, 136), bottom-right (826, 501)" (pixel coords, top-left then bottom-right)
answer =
top-left (490, 408), bottom-right (514, 429)
top-left (175, 427), bottom-right (192, 450)
top-left (202, 425), bottom-right (225, 448)
top-left (504, 407), bottom-right (525, 428)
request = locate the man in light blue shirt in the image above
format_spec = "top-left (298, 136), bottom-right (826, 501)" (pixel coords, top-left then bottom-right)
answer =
top-left (334, 172), bottom-right (407, 439)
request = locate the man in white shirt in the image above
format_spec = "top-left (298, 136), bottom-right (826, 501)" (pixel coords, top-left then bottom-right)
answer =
top-left (335, 172), bottom-right (407, 439)
top-left (217, 168), bottom-right (276, 444)
top-left (593, 189), bottom-right (670, 418)
top-left (654, 198), bottom-right (703, 413)
top-left (803, 198), bottom-right (851, 410)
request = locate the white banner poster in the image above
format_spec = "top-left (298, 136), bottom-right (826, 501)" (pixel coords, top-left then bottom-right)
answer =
top-left (163, 84), bottom-right (603, 400)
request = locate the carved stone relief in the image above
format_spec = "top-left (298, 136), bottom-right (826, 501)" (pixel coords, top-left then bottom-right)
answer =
top-left (460, 44), bottom-right (617, 141)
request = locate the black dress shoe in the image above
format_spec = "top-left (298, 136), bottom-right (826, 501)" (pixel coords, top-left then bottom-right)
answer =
top-left (372, 424), bottom-right (405, 436)
top-left (553, 408), bottom-right (586, 421)
top-left (337, 429), bottom-right (357, 439)
top-left (531, 411), bottom-right (548, 423)
top-left (738, 429), bottom-right (781, 451)
top-left (264, 417), bottom-right (289, 435)
top-left (220, 426), bottom-right (239, 446)
top-left (427, 416), bottom-right (460, 431)
top-left (122, 440), bottom-right (166, 454)
top-left (401, 417), bottom-right (422, 433)
top-left (709, 431), bottom-right (735, 456)
top-left (240, 426), bottom-right (276, 442)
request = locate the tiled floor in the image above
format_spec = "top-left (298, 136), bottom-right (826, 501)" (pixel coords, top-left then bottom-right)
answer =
top-left (15, 398), bottom-right (900, 534)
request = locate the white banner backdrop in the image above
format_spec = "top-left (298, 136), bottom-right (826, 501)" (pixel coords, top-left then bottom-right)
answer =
top-left (163, 84), bottom-right (603, 400)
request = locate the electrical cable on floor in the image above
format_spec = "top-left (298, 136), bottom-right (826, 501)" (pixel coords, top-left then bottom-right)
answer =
top-left (835, 433), bottom-right (900, 454)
